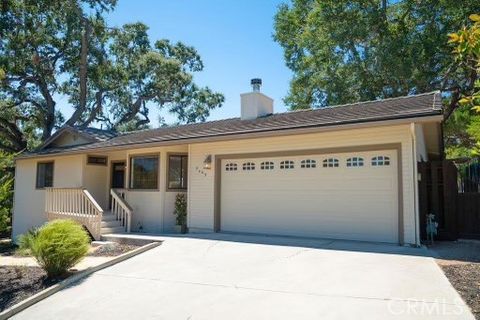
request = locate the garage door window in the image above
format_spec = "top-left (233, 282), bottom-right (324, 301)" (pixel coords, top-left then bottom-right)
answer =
top-left (242, 162), bottom-right (255, 171)
top-left (323, 158), bottom-right (339, 168)
top-left (372, 156), bottom-right (390, 166)
top-left (260, 161), bottom-right (274, 170)
top-left (346, 157), bottom-right (364, 167)
top-left (300, 159), bottom-right (316, 168)
top-left (280, 160), bottom-right (294, 169)
top-left (225, 163), bottom-right (237, 171)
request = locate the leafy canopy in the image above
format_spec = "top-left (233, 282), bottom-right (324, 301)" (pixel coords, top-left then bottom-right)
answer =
top-left (446, 14), bottom-right (480, 156)
top-left (0, 0), bottom-right (224, 152)
top-left (274, 0), bottom-right (480, 110)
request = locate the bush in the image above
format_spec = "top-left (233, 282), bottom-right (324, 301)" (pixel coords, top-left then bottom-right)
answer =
top-left (174, 193), bottom-right (187, 226)
top-left (31, 219), bottom-right (89, 278)
top-left (16, 227), bottom-right (39, 256)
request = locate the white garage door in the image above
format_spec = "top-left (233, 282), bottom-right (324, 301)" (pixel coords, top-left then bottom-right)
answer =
top-left (220, 150), bottom-right (399, 243)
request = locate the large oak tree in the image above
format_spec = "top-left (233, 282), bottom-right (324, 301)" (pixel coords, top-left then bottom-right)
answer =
top-left (274, 0), bottom-right (480, 112)
top-left (0, 0), bottom-right (224, 152)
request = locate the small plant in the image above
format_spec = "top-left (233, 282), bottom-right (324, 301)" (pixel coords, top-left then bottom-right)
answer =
top-left (16, 227), bottom-right (39, 256)
top-left (31, 219), bottom-right (90, 278)
top-left (174, 193), bottom-right (187, 233)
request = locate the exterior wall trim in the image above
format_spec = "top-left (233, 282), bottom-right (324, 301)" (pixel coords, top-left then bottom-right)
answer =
top-left (213, 143), bottom-right (405, 245)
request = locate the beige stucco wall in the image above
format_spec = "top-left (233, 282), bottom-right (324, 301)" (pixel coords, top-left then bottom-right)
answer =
top-left (124, 145), bottom-right (188, 233)
top-left (12, 155), bottom-right (84, 239)
top-left (188, 123), bottom-right (429, 245)
top-left (83, 157), bottom-right (108, 210)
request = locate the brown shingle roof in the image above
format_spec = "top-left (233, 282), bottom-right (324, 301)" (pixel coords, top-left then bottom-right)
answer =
top-left (21, 91), bottom-right (442, 158)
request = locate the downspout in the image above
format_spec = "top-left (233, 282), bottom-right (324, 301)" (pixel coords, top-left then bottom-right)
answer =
top-left (410, 123), bottom-right (420, 246)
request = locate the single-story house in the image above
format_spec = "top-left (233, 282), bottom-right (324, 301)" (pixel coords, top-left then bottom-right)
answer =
top-left (12, 82), bottom-right (443, 246)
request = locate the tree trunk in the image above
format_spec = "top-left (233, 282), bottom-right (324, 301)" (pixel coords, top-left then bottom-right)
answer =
top-left (66, 17), bottom-right (90, 127)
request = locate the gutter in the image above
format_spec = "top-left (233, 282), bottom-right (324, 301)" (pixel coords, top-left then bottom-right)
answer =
top-left (410, 123), bottom-right (421, 246)
top-left (16, 113), bottom-right (444, 161)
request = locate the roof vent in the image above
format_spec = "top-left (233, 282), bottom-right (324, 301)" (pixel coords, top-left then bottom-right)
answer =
top-left (251, 78), bottom-right (262, 92)
top-left (241, 78), bottom-right (273, 120)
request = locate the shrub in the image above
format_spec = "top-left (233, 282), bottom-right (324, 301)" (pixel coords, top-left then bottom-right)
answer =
top-left (16, 227), bottom-right (39, 256)
top-left (31, 219), bottom-right (89, 278)
top-left (174, 193), bottom-right (187, 227)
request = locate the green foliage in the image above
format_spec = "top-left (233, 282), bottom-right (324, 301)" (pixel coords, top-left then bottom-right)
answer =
top-left (274, 0), bottom-right (480, 109)
top-left (16, 227), bottom-right (39, 256)
top-left (31, 220), bottom-right (90, 278)
top-left (0, 151), bottom-right (14, 236)
top-left (174, 193), bottom-right (187, 227)
top-left (447, 14), bottom-right (480, 156)
top-left (0, 0), bottom-right (223, 152)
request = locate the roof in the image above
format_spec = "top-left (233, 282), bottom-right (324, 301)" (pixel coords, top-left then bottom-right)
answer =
top-left (21, 91), bottom-right (442, 158)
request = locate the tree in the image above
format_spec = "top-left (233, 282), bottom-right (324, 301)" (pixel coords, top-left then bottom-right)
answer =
top-left (273, 0), bottom-right (480, 110)
top-left (445, 14), bottom-right (480, 156)
top-left (0, 0), bottom-right (223, 152)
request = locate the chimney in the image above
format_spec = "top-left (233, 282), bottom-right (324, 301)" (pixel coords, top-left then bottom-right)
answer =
top-left (240, 78), bottom-right (274, 120)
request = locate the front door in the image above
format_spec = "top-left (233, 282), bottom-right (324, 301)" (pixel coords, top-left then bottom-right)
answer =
top-left (111, 161), bottom-right (125, 189)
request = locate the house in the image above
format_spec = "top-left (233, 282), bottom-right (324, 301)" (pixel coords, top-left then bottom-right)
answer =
top-left (12, 80), bottom-right (443, 246)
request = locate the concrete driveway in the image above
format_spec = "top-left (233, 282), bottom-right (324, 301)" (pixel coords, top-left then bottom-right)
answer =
top-left (13, 234), bottom-right (473, 320)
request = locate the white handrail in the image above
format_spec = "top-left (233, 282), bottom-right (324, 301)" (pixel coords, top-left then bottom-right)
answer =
top-left (110, 189), bottom-right (132, 233)
top-left (45, 188), bottom-right (103, 240)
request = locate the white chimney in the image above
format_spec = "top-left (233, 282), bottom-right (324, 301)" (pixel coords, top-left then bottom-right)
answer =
top-left (240, 78), bottom-right (274, 120)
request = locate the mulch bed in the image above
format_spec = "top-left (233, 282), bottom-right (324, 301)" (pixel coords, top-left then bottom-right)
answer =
top-left (440, 263), bottom-right (480, 319)
top-left (431, 241), bottom-right (480, 319)
top-left (88, 243), bottom-right (141, 257)
top-left (0, 266), bottom-right (65, 311)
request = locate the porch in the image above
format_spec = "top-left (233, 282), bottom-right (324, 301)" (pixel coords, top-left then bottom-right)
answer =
top-left (41, 144), bottom-right (190, 240)
top-left (45, 187), bottom-right (132, 240)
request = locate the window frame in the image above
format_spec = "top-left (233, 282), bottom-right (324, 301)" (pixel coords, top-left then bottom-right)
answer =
top-left (87, 155), bottom-right (108, 166)
top-left (242, 162), bottom-right (256, 171)
top-left (36, 161), bottom-right (54, 189)
top-left (280, 160), bottom-right (295, 169)
top-left (166, 153), bottom-right (188, 191)
top-left (323, 158), bottom-right (339, 168)
top-left (346, 157), bottom-right (365, 168)
top-left (128, 153), bottom-right (160, 191)
top-left (225, 162), bottom-right (238, 171)
top-left (371, 156), bottom-right (391, 167)
top-left (300, 159), bottom-right (317, 168)
top-left (260, 161), bottom-right (274, 170)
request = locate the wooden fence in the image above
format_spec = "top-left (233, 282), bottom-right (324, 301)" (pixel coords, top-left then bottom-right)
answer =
top-left (419, 160), bottom-right (480, 241)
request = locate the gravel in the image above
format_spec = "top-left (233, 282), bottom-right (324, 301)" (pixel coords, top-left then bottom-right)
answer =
top-left (431, 241), bottom-right (480, 320)
top-left (88, 243), bottom-right (141, 257)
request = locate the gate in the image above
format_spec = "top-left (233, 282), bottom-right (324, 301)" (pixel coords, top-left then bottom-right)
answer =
top-left (419, 159), bottom-right (480, 241)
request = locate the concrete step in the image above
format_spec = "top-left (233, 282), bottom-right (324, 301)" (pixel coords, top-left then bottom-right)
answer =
top-left (101, 220), bottom-right (122, 228)
top-left (102, 214), bottom-right (118, 222)
top-left (101, 226), bottom-right (126, 234)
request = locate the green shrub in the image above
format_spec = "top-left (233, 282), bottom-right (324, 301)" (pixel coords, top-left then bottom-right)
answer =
top-left (16, 227), bottom-right (39, 256)
top-left (174, 193), bottom-right (187, 226)
top-left (31, 219), bottom-right (90, 278)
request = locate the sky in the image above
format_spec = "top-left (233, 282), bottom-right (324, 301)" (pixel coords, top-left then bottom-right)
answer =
top-left (62, 0), bottom-right (292, 127)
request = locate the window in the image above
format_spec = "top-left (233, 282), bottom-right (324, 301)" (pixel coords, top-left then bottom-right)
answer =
top-left (280, 160), bottom-right (294, 169)
top-left (242, 162), bottom-right (255, 171)
top-left (36, 162), bottom-right (54, 188)
top-left (323, 158), bottom-right (339, 168)
top-left (168, 155), bottom-right (188, 190)
top-left (260, 161), bottom-right (274, 170)
top-left (346, 157), bottom-right (364, 167)
top-left (225, 163), bottom-right (237, 171)
top-left (372, 156), bottom-right (390, 166)
top-left (129, 155), bottom-right (159, 189)
top-left (87, 155), bottom-right (107, 165)
top-left (301, 159), bottom-right (316, 168)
